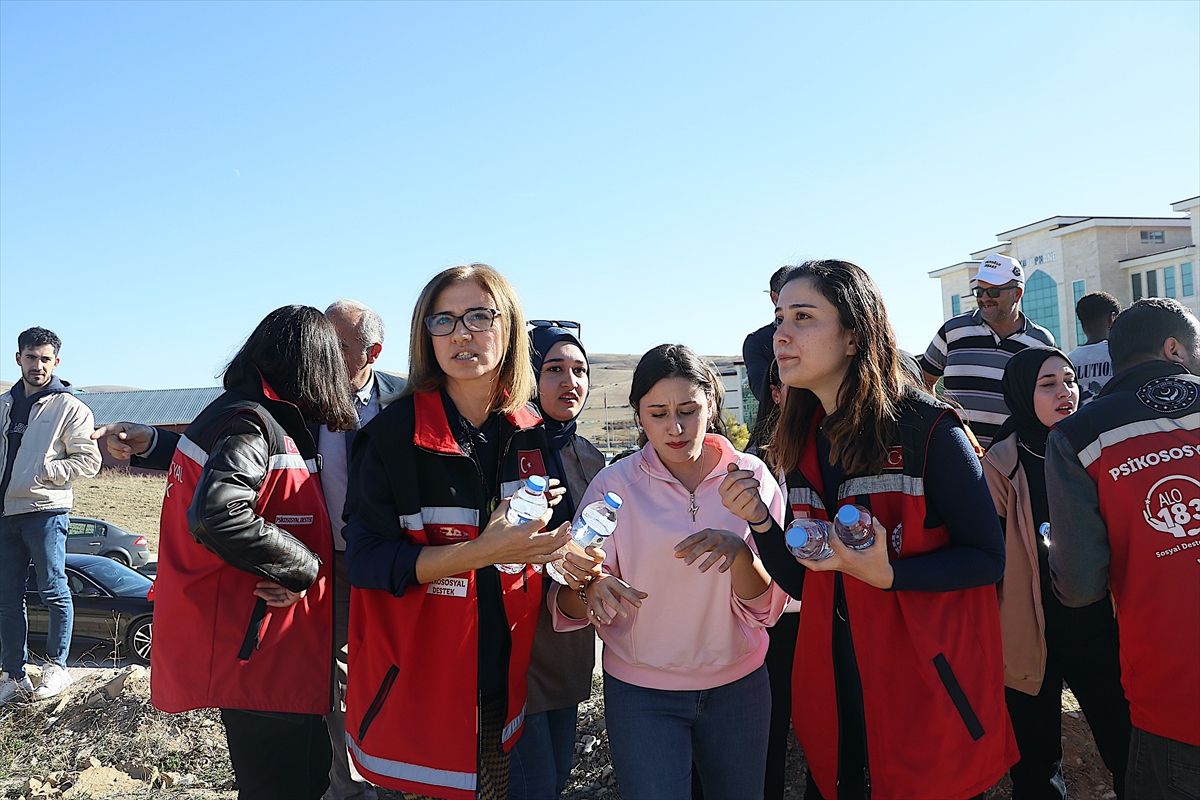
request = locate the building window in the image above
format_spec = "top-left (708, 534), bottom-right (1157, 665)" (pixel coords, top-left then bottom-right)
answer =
top-left (1132, 272), bottom-right (1143, 301)
top-left (1164, 266), bottom-right (1176, 298)
top-left (1023, 269), bottom-right (1061, 344)
top-left (1073, 280), bottom-right (1086, 346)
top-left (1147, 270), bottom-right (1158, 297)
top-left (951, 295), bottom-right (961, 316)
top-left (1141, 230), bottom-right (1165, 244)
top-left (1183, 263), bottom-right (1194, 297)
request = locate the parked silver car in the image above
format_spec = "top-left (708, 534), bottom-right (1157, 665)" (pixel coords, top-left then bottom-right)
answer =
top-left (66, 517), bottom-right (151, 568)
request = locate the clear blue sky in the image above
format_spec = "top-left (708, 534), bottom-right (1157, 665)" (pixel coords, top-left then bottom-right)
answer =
top-left (2, 1), bottom-right (1197, 389)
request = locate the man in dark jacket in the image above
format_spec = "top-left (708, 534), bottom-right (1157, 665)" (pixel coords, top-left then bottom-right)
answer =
top-left (742, 265), bottom-right (794, 404)
top-left (1046, 298), bottom-right (1200, 799)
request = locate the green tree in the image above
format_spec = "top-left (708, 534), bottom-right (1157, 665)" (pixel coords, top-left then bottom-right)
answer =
top-left (723, 411), bottom-right (750, 452)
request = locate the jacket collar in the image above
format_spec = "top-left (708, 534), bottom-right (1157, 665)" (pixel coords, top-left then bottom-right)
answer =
top-left (412, 391), bottom-right (544, 456)
top-left (637, 433), bottom-right (740, 486)
top-left (983, 432), bottom-right (1020, 481)
top-left (1102, 360), bottom-right (1193, 396)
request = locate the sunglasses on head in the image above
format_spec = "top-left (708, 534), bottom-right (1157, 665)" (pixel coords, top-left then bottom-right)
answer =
top-left (972, 284), bottom-right (1019, 299)
top-left (529, 319), bottom-right (582, 337)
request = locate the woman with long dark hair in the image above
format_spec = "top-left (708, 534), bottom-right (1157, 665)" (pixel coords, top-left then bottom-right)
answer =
top-left (551, 343), bottom-right (788, 800)
top-left (725, 261), bottom-right (1018, 799)
top-left (508, 322), bottom-right (607, 800)
top-left (341, 265), bottom-right (570, 800)
top-left (150, 305), bottom-right (358, 800)
top-left (983, 347), bottom-right (1130, 798)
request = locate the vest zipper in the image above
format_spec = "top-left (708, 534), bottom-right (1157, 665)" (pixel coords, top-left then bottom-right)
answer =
top-left (358, 665), bottom-right (399, 742)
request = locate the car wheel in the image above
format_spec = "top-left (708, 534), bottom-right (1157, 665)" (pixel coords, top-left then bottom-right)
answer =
top-left (106, 551), bottom-right (131, 567)
top-left (126, 616), bottom-right (152, 665)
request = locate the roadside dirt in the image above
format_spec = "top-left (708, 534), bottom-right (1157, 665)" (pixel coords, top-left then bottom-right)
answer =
top-left (3, 474), bottom-right (1118, 799)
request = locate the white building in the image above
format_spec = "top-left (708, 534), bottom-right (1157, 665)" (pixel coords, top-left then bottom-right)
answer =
top-left (929, 197), bottom-right (1199, 351)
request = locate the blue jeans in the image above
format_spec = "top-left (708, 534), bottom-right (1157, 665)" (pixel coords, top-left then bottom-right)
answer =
top-left (604, 665), bottom-right (771, 800)
top-left (0, 512), bottom-right (73, 678)
top-left (508, 707), bottom-right (578, 800)
top-left (1126, 726), bottom-right (1200, 800)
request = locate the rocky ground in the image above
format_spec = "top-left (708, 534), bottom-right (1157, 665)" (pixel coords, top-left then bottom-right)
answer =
top-left (1, 665), bottom-right (1118, 800)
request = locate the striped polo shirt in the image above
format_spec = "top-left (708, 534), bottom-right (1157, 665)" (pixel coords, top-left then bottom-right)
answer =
top-left (918, 309), bottom-right (1056, 447)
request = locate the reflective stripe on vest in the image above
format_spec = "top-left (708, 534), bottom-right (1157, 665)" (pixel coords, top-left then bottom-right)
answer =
top-left (1077, 412), bottom-right (1200, 469)
top-left (789, 487), bottom-right (825, 512)
top-left (501, 701), bottom-right (527, 745)
top-left (399, 507), bottom-right (481, 530)
top-left (346, 733), bottom-right (476, 792)
top-left (176, 435), bottom-right (208, 466)
top-left (840, 474), bottom-right (925, 498)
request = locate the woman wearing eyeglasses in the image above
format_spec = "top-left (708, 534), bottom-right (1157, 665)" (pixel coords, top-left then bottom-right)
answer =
top-left (508, 321), bottom-right (607, 800)
top-left (341, 264), bottom-right (571, 800)
top-left (742, 260), bottom-right (1018, 799)
top-left (983, 347), bottom-right (1130, 798)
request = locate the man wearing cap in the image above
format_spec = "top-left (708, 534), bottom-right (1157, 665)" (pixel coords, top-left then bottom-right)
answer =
top-left (918, 253), bottom-right (1056, 448)
top-left (743, 265), bottom-right (795, 404)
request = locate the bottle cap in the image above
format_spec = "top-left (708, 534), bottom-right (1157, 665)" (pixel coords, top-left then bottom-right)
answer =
top-left (785, 523), bottom-right (809, 549)
top-left (604, 492), bottom-right (623, 509)
top-left (836, 505), bottom-right (862, 526)
top-left (526, 475), bottom-right (548, 492)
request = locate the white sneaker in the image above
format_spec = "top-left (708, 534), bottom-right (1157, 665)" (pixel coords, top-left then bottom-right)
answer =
top-left (33, 664), bottom-right (74, 700)
top-left (0, 670), bottom-right (34, 704)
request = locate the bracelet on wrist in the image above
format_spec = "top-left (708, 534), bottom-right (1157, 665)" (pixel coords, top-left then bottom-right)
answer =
top-left (748, 509), bottom-right (772, 528)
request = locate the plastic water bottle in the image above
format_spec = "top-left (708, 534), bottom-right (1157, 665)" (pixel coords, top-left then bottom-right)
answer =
top-left (545, 492), bottom-right (623, 586)
top-left (497, 476), bottom-right (549, 575)
top-left (786, 519), bottom-right (834, 561)
top-left (833, 504), bottom-right (874, 550)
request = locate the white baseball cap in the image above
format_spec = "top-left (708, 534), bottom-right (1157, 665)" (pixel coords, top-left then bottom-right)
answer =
top-left (974, 254), bottom-right (1024, 287)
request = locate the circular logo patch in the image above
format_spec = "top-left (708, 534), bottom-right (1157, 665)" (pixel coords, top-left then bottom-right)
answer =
top-left (890, 523), bottom-right (903, 556)
top-left (1143, 474), bottom-right (1200, 539)
top-left (1137, 377), bottom-right (1198, 413)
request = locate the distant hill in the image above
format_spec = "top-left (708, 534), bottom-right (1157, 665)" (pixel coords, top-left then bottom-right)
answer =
top-left (575, 353), bottom-right (738, 452)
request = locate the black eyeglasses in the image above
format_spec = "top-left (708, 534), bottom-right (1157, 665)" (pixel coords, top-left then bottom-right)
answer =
top-left (529, 319), bottom-right (582, 338)
top-left (424, 308), bottom-right (500, 337)
top-left (972, 285), bottom-right (1019, 299)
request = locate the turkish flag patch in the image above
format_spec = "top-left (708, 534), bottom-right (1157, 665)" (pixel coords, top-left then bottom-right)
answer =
top-left (884, 446), bottom-right (904, 471)
top-left (517, 450), bottom-right (546, 479)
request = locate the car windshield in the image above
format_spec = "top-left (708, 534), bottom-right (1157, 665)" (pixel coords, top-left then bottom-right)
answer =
top-left (78, 560), bottom-right (152, 597)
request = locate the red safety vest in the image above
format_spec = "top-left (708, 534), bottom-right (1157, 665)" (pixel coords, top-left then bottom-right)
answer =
top-left (787, 395), bottom-right (1017, 800)
top-left (1055, 365), bottom-right (1200, 746)
top-left (151, 376), bottom-right (333, 715)
top-left (345, 391), bottom-right (547, 799)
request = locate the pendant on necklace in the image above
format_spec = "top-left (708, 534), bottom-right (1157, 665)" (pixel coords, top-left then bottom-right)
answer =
top-left (689, 494), bottom-right (699, 522)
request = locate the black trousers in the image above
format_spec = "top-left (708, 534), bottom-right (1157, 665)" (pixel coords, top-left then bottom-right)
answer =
top-left (221, 708), bottom-right (333, 800)
top-left (764, 612), bottom-right (800, 800)
top-left (1005, 594), bottom-right (1131, 800)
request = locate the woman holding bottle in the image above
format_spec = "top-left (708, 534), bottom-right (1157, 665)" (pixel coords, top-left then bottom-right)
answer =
top-left (508, 322), bottom-right (606, 800)
top-left (341, 264), bottom-right (570, 800)
top-left (730, 260), bottom-right (1018, 799)
top-left (983, 346), bottom-right (1130, 798)
top-left (551, 343), bottom-right (788, 800)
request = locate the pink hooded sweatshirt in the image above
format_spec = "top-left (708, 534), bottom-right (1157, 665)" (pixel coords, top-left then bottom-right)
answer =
top-left (550, 434), bottom-right (788, 691)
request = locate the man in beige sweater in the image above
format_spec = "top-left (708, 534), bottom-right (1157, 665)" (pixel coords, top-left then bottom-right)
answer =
top-left (0, 327), bottom-right (101, 704)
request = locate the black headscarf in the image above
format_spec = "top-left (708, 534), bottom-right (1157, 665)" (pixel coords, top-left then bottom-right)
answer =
top-left (993, 346), bottom-right (1075, 457)
top-left (529, 325), bottom-right (589, 519)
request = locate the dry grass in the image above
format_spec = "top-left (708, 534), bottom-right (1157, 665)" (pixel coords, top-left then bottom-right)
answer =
top-left (73, 472), bottom-right (166, 552)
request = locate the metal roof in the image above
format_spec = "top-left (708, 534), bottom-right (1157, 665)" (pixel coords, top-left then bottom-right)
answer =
top-left (77, 387), bottom-right (224, 427)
